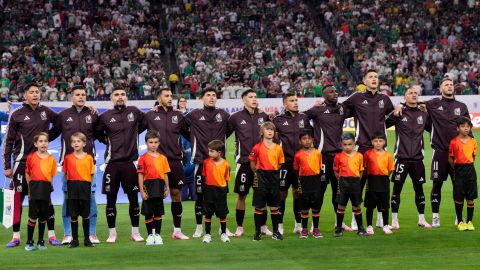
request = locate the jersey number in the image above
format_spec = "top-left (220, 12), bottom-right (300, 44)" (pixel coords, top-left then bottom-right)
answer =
top-left (16, 174), bottom-right (23, 184)
top-left (240, 173), bottom-right (247, 183)
top-left (395, 164), bottom-right (404, 174)
top-left (105, 174), bottom-right (111, 184)
top-left (279, 170), bottom-right (288, 180)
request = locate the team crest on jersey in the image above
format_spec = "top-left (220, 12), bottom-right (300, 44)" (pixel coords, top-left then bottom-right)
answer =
top-left (379, 100), bottom-right (384, 109)
top-left (17, 185), bottom-right (22, 192)
top-left (395, 174), bottom-right (401, 181)
top-left (299, 119), bottom-right (304, 128)
top-left (85, 115), bottom-right (92, 124)
top-left (127, 112), bottom-right (135, 122)
top-left (40, 111), bottom-right (47, 120)
top-left (417, 116), bottom-right (423, 124)
top-left (454, 108), bottom-right (461, 116)
top-left (258, 118), bottom-right (264, 125)
top-left (216, 113), bottom-right (223, 122)
top-left (172, 115), bottom-right (178, 124)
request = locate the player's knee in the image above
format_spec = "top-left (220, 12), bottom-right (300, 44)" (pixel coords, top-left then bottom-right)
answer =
top-left (237, 194), bottom-right (247, 202)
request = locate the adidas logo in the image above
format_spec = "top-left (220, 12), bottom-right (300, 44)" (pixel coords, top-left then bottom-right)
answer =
top-left (199, 116), bottom-right (205, 120)
top-left (240, 120), bottom-right (247, 125)
top-left (24, 116), bottom-right (30, 121)
top-left (132, 186), bottom-right (139, 191)
top-left (437, 106), bottom-right (443, 111)
top-left (401, 117), bottom-right (408, 122)
top-left (66, 117), bottom-right (73, 122)
top-left (154, 116), bottom-right (161, 121)
top-left (283, 121), bottom-right (289, 125)
top-left (109, 118), bottom-right (116, 123)
top-left (419, 177), bottom-right (424, 182)
top-left (324, 109), bottom-right (330, 114)
top-left (362, 100), bottom-right (368, 104)
top-left (178, 180), bottom-right (184, 185)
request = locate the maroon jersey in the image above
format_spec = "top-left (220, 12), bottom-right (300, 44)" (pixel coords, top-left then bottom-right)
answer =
top-left (343, 90), bottom-right (394, 149)
top-left (227, 108), bottom-right (269, 164)
top-left (304, 100), bottom-right (347, 153)
top-left (424, 97), bottom-right (470, 152)
top-left (273, 111), bottom-right (311, 164)
top-left (3, 103), bottom-right (57, 170)
top-left (142, 106), bottom-right (188, 161)
top-left (96, 105), bottom-right (145, 163)
top-left (50, 106), bottom-right (99, 165)
top-left (185, 106), bottom-right (230, 163)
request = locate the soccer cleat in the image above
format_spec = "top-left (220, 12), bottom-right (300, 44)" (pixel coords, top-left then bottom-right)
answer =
top-left (457, 221), bottom-right (468, 231)
top-left (376, 213), bottom-right (383, 228)
top-left (84, 239), bottom-right (95, 247)
top-left (89, 235), bottom-right (100, 244)
top-left (193, 225), bottom-right (203, 238)
top-left (37, 240), bottom-right (48, 250)
top-left (293, 223), bottom-right (302, 234)
top-left (218, 228), bottom-right (234, 237)
top-left (312, 228), bottom-right (323, 238)
top-left (68, 239), bottom-right (79, 248)
top-left (154, 234), bottom-right (163, 245)
top-left (300, 228), bottom-right (308, 239)
top-left (391, 219), bottom-right (400, 230)
top-left (278, 223), bottom-right (284, 235)
top-left (202, 234), bottom-right (212, 244)
top-left (6, 238), bottom-right (20, 248)
top-left (334, 227), bottom-right (343, 237)
top-left (342, 223), bottom-right (353, 232)
top-left (62, 235), bottom-right (72, 245)
top-left (418, 221), bottom-right (432, 229)
top-left (383, 225), bottom-right (393, 235)
top-left (432, 216), bottom-right (440, 228)
top-left (351, 215), bottom-right (358, 231)
top-left (234, 226), bottom-right (244, 238)
top-left (272, 231), bottom-right (284, 240)
top-left (24, 240), bottom-right (36, 251)
top-left (366, 225), bottom-right (375, 235)
top-left (106, 229), bottom-right (117, 243)
top-left (145, 234), bottom-right (155, 245)
top-left (260, 225), bottom-right (273, 236)
top-left (253, 231), bottom-right (262, 241)
top-left (172, 231), bottom-right (190, 240)
top-left (466, 221), bottom-right (475, 231)
top-left (48, 237), bottom-right (61, 246)
top-left (131, 232), bottom-right (144, 242)
top-left (357, 227), bottom-right (369, 237)
top-left (220, 233), bottom-right (230, 243)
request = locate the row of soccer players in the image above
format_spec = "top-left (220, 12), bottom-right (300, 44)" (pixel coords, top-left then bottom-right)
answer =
top-left (3, 69), bottom-right (474, 247)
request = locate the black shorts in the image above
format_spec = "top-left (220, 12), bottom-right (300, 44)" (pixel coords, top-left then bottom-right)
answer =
top-left (194, 163), bottom-right (204, 195)
top-left (143, 179), bottom-right (166, 198)
top-left (67, 181), bottom-right (91, 200)
top-left (453, 164), bottom-right (478, 201)
top-left (234, 162), bottom-right (254, 195)
top-left (279, 163), bottom-right (298, 191)
top-left (203, 186), bottom-right (228, 218)
top-left (391, 159), bottom-right (426, 185)
top-left (431, 150), bottom-right (454, 182)
top-left (141, 197), bottom-right (165, 217)
top-left (300, 191), bottom-right (323, 211)
top-left (67, 198), bottom-right (91, 217)
top-left (167, 160), bottom-right (186, 190)
top-left (29, 199), bottom-right (49, 220)
top-left (364, 191), bottom-right (390, 210)
top-left (11, 162), bottom-right (28, 196)
top-left (337, 177), bottom-right (362, 207)
top-left (253, 170), bottom-right (281, 208)
top-left (102, 162), bottom-right (139, 194)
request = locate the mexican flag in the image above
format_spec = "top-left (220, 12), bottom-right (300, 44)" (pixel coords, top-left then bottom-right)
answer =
top-left (0, 189), bottom-right (21, 228)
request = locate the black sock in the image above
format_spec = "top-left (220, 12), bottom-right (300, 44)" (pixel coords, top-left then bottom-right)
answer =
top-left (279, 200), bottom-right (286, 223)
top-left (431, 182), bottom-right (443, 213)
top-left (128, 201), bottom-right (140, 227)
top-left (391, 194), bottom-right (400, 213)
top-left (293, 198), bottom-right (301, 223)
top-left (236, 209), bottom-right (245, 227)
top-left (13, 205), bottom-right (22, 233)
top-left (312, 211), bottom-right (320, 229)
top-left (47, 204), bottom-right (55, 230)
top-left (195, 198), bottom-right (203, 225)
top-left (106, 206), bottom-right (117, 228)
top-left (145, 219), bottom-right (153, 235)
top-left (336, 209), bottom-right (345, 229)
top-left (171, 202), bottom-right (182, 228)
top-left (271, 209), bottom-right (279, 233)
top-left (220, 219), bottom-right (226, 234)
top-left (262, 209), bottom-right (268, 226)
top-left (83, 218), bottom-right (90, 240)
top-left (205, 217), bottom-right (212, 234)
top-left (416, 194), bottom-right (426, 214)
top-left (154, 218), bottom-right (162, 234)
top-left (301, 212), bottom-right (308, 229)
top-left (382, 210), bottom-right (389, 226)
top-left (27, 219), bottom-right (36, 242)
top-left (38, 220), bottom-right (46, 241)
top-left (455, 202), bottom-right (464, 223)
top-left (71, 218), bottom-right (79, 241)
top-left (366, 208), bottom-right (374, 226)
top-left (354, 210), bottom-right (364, 229)
top-left (254, 209), bottom-right (263, 233)
top-left (467, 203), bottom-right (474, 222)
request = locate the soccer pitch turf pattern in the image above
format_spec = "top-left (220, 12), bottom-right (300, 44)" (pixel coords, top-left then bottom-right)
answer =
top-left (1, 131), bottom-right (479, 270)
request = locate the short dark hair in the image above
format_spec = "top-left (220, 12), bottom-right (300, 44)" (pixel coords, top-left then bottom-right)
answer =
top-left (33, 132), bottom-right (49, 143)
top-left (71, 85), bottom-right (86, 92)
top-left (24, 82), bottom-right (40, 92)
top-left (456, 116), bottom-right (472, 127)
top-left (282, 92), bottom-right (296, 101)
top-left (112, 85), bottom-right (125, 93)
top-left (364, 69), bottom-right (377, 78)
top-left (208, 140), bottom-right (225, 153)
top-left (241, 89), bottom-right (256, 98)
top-left (299, 128), bottom-right (314, 140)
top-left (371, 131), bottom-right (386, 140)
top-left (341, 132), bottom-right (355, 141)
top-left (145, 130), bottom-right (160, 142)
top-left (156, 87), bottom-right (171, 97)
top-left (201, 87), bottom-right (217, 98)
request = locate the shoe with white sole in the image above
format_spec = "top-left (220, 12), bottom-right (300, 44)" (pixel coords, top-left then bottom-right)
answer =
top-left (193, 225), bottom-right (203, 238)
top-left (432, 217), bottom-right (440, 228)
top-left (278, 223), bottom-right (284, 235)
top-left (154, 234), bottom-right (163, 245)
top-left (106, 229), bottom-right (117, 243)
top-left (293, 223), bottom-right (302, 234)
top-left (220, 233), bottom-right (230, 243)
top-left (418, 220), bottom-right (432, 229)
top-left (172, 231), bottom-right (190, 240)
top-left (390, 220), bottom-right (400, 230)
top-left (202, 234), bottom-right (212, 243)
top-left (261, 225), bottom-right (273, 236)
top-left (342, 223), bottom-right (353, 232)
top-left (218, 228), bottom-right (234, 237)
top-left (89, 235), bottom-right (100, 244)
top-left (61, 235), bottom-right (72, 245)
top-left (131, 232), bottom-right (144, 242)
top-left (145, 234), bottom-right (155, 245)
top-left (234, 226), bottom-right (244, 237)
top-left (383, 225), bottom-right (393, 235)
top-left (366, 225), bottom-right (374, 235)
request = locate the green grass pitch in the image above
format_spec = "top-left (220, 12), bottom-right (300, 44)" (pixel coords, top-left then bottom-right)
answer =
top-left (1, 131), bottom-right (479, 270)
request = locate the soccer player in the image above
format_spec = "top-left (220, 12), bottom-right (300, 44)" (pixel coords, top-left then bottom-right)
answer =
top-left (293, 129), bottom-right (323, 239)
top-left (363, 132), bottom-right (394, 235)
top-left (96, 86), bottom-right (145, 243)
top-left (304, 84), bottom-right (352, 231)
top-left (138, 131), bottom-right (171, 245)
top-left (201, 140), bottom-right (231, 243)
top-left (227, 89), bottom-right (270, 237)
top-left (62, 132), bottom-right (95, 248)
top-left (3, 83), bottom-right (60, 248)
top-left (142, 87), bottom-right (190, 240)
top-left (448, 117), bottom-right (477, 231)
top-left (50, 85), bottom-right (101, 245)
top-left (273, 92), bottom-right (311, 234)
top-left (24, 132), bottom-right (57, 251)
top-left (386, 87), bottom-right (432, 229)
top-left (333, 133), bottom-right (368, 237)
top-left (249, 122), bottom-right (285, 241)
top-left (185, 88), bottom-right (230, 238)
